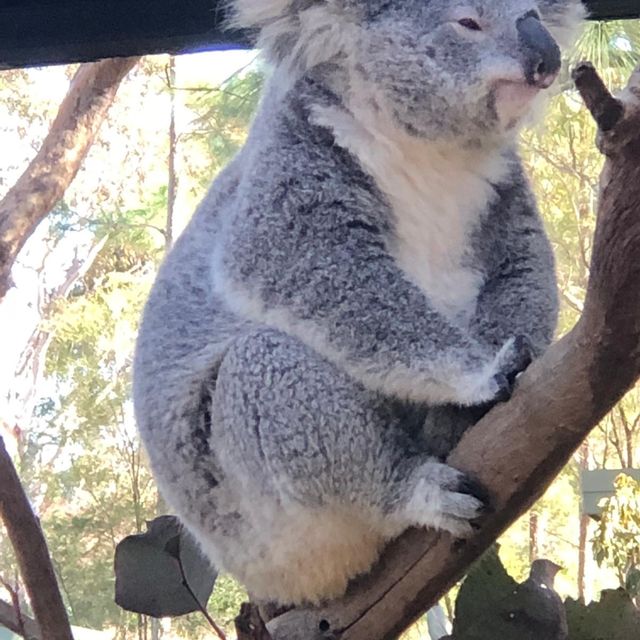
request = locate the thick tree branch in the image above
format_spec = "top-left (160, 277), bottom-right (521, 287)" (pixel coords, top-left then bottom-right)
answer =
top-left (0, 56), bottom-right (139, 301)
top-left (266, 64), bottom-right (640, 640)
top-left (0, 437), bottom-right (72, 640)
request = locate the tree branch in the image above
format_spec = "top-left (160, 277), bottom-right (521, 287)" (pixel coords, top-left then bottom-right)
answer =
top-left (236, 604), bottom-right (273, 640)
top-left (0, 437), bottom-right (72, 640)
top-left (0, 597), bottom-right (41, 639)
top-left (0, 56), bottom-right (139, 302)
top-left (266, 63), bottom-right (640, 640)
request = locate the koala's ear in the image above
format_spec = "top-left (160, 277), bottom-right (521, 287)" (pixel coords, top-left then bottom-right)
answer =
top-left (537, 0), bottom-right (587, 49)
top-left (227, 0), bottom-right (352, 71)
top-left (230, 1), bottom-right (301, 30)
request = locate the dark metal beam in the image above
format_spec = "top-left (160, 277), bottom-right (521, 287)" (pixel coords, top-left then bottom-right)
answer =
top-left (0, 1), bottom-right (638, 70)
top-left (0, 0), bottom-right (248, 70)
top-left (585, 0), bottom-right (640, 20)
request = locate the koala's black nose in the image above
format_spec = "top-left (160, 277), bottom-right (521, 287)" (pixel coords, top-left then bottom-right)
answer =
top-left (517, 14), bottom-right (561, 88)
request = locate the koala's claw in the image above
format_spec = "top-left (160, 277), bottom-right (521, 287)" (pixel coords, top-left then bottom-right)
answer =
top-left (505, 334), bottom-right (534, 385)
top-left (489, 334), bottom-right (534, 405)
top-left (456, 474), bottom-right (492, 509)
top-left (404, 463), bottom-right (492, 538)
top-left (492, 373), bottom-right (512, 403)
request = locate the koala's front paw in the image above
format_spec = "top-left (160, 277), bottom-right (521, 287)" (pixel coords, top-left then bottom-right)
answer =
top-left (491, 335), bottom-right (533, 402)
top-left (461, 335), bottom-right (533, 407)
top-left (403, 462), bottom-right (491, 538)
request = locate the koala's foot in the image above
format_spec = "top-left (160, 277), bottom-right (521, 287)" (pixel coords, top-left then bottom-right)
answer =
top-left (401, 461), bottom-right (491, 538)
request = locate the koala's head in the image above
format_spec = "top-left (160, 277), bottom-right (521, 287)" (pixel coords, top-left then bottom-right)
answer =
top-left (230, 1), bottom-right (585, 143)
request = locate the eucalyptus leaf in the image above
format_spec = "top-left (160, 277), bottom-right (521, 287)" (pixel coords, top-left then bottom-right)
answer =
top-left (114, 515), bottom-right (217, 618)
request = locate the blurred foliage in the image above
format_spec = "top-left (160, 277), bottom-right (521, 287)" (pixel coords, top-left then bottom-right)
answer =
top-left (565, 589), bottom-right (640, 639)
top-left (448, 551), bottom-right (569, 640)
top-left (592, 474), bottom-right (640, 588)
top-left (181, 67), bottom-right (263, 192)
top-left (568, 20), bottom-right (640, 85)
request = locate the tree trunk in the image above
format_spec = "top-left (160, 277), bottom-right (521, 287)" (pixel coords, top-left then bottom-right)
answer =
top-left (264, 63), bottom-right (640, 640)
top-left (0, 56), bottom-right (139, 301)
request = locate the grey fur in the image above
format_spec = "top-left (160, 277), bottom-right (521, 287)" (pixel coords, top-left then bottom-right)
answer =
top-left (134, 0), bottom-right (582, 605)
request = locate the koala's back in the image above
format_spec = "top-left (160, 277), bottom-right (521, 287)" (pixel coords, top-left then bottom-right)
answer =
top-left (133, 155), bottom-right (250, 489)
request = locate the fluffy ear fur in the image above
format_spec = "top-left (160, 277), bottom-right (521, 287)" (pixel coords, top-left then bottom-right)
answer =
top-left (538, 0), bottom-right (587, 49)
top-left (230, 0), bottom-right (294, 25)
top-left (227, 0), bottom-right (355, 71)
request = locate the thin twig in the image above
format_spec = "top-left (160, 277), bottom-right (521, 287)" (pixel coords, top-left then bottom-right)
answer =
top-left (173, 542), bottom-right (227, 640)
top-left (0, 597), bottom-right (41, 639)
top-left (0, 578), bottom-right (27, 639)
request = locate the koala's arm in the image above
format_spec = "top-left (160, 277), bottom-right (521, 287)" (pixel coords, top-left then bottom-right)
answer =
top-left (222, 201), bottom-right (519, 407)
top-left (421, 179), bottom-right (558, 460)
top-left (469, 180), bottom-right (559, 358)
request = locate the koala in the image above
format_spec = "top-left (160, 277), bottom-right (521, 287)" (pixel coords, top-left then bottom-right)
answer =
top-left (133, 0), bottom-right (584, 606)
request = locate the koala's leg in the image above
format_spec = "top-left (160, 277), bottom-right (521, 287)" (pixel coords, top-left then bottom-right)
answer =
top-left (421, 405), bottom-right (481, 460)
top-left (212, 329), bottom-right (489, 539)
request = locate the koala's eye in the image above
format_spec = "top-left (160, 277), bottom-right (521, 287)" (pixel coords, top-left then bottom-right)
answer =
top-left (458, 18), bottom-right (482, 31)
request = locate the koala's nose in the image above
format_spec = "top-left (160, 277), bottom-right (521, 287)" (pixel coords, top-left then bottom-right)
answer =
top-left (517, 15), bottom-right (561, 88)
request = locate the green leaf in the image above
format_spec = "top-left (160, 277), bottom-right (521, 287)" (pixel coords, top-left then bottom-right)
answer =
top-left (114, 515), bottom-right (217, 618)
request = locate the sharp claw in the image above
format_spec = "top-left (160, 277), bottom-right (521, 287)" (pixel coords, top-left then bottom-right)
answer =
top-left (506, 335), bottom-right (534, 385)
top-left (493, 373), bottom-right (512, 403)
top-left (457, 474), bottom-right (491, 507)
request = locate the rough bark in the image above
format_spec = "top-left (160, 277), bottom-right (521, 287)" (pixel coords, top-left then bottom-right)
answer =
top-left (0, 56), bottom-right (139, 301)
top-left (236, 604), bottom-right (274, 640)
top-left (529, 511), bottom-right (539, 564)
top-left (263, 64), bottom-right (640, 640)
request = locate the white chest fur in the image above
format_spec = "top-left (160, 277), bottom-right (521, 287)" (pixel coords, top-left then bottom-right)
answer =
top-left (312, 102), bottom-right (508, 321)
